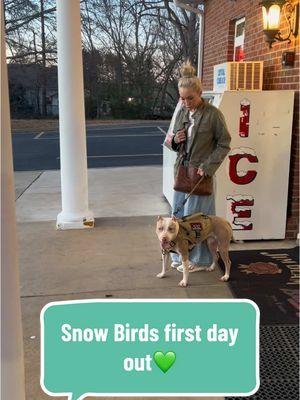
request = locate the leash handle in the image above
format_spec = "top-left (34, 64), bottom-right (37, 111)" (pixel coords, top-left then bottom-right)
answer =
top-left (173, 175), bottom-right (205, 217)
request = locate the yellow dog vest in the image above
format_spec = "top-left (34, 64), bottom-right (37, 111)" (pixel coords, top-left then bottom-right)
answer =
top-left (163, 213), bottom-right (213, 253)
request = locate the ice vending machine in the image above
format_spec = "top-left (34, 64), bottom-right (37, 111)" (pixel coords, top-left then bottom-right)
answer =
top-left (163, 62), bottom-right (294, 240)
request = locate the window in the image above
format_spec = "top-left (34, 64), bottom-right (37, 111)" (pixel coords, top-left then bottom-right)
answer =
top-left (234, 17), bottom-right (245, 62)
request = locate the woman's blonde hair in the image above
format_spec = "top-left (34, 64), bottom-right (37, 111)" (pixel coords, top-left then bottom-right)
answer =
top-left (178, 60), bottom-right (202, 93)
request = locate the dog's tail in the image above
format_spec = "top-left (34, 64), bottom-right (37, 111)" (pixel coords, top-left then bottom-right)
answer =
top-left (226, 221), bottom-right (235, 243)
top-left (230, 228), bottom-right (242, 244)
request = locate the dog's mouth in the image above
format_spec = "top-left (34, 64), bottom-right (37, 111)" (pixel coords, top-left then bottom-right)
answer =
top-left (160, 239), bottom-right (175, 250)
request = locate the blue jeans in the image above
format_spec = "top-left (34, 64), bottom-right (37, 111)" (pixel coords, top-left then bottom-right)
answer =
top-left (171, 189), bottom-right (216, 266)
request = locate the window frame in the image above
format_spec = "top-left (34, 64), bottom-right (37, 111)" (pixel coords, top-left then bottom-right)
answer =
top-left (233, 17), bottom-right (245, 62)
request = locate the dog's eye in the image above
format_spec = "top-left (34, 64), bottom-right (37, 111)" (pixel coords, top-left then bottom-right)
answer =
top-left (158, 227), bottom-right (163, 231)
top-left (168, 227), bottom-right (174, 232)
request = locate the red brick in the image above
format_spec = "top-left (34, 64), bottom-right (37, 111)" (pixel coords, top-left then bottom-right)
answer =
top-left (203, 0), bottom-right (299, 239)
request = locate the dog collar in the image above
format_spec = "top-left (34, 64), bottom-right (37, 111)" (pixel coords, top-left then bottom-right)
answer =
top-left (160, 240), bottom-right (176, 254)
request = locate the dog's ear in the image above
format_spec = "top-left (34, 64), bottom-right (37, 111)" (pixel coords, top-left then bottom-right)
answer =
top-left (171, 215), bottom-right (177, 221)
top-left (157, 216), bottom-right (163, 221)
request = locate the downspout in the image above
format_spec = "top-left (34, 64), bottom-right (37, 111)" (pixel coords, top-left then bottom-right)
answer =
top-left (173, 0), bottom-right (205, 78)
top-left (197, 7), bottom-right (204, 79)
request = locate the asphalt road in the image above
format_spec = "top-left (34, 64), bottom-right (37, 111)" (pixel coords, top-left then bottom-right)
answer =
top-left (12, 122), bottom-right (170, 171)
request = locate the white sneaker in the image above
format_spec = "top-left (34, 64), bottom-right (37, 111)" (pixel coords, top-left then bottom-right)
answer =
top-left (171, 261), bottom-right (181, 269)
top-left (176, 264), bottom-right (207, 273)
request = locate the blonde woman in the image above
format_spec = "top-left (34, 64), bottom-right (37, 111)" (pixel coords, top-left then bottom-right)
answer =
top-left (170, 61), bottom-right (231, 272)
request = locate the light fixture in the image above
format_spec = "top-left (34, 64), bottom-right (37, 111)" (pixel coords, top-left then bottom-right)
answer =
top-left (260, 0), bottom-right (299, 47)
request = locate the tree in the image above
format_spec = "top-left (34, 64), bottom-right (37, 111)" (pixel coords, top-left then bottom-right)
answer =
top-left (5, 0), bottom-right (200, 119)
top-left (4, 0), bottom-right (56, 116)
top-left (138, 0), bottom-right (201, 63)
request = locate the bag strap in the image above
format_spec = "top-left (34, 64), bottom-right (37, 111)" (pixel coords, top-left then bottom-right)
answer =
top-left (178, 142), bottom-right (186, 164)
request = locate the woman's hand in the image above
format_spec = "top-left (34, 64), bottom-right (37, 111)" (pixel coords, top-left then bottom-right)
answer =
top-left (174, 129), bottom-right (186, 144)
top-left (197, 167), bottom-right (205, 176)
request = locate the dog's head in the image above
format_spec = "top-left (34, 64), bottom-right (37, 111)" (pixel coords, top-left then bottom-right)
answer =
top-left (156, 216), bottom-right (179, 249)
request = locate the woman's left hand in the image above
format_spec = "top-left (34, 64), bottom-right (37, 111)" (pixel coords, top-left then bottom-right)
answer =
top-left (197, 167), bottom-right (205, 176)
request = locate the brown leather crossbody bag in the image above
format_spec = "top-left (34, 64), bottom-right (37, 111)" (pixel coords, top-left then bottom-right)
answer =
top-left (173, 143), bottom-right (213, 196)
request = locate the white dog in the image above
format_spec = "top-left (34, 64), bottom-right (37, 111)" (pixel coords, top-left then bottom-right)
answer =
top-left (156, 213), bottom-right (232, 287)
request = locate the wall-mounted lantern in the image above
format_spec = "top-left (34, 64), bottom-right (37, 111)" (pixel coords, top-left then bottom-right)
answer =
top-left (260, 0), bottom-right (299, 47)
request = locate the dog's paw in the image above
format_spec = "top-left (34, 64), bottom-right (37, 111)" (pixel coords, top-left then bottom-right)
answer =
top-left (156, 272), bottom-right (166, 279)
top-left (220, 275), bottom-right (229, 282)
top-left (206, 266), bottom-right (215, 272)
top-left (178, 279), bottom-right (188, 287)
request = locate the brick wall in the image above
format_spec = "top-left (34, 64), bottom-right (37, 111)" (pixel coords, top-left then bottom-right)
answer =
top-left (202, 0), bottom-right (299, 239)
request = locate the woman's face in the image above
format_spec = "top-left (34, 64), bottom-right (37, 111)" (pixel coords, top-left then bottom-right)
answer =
top-left (179, 87), bottom-right (202, 111)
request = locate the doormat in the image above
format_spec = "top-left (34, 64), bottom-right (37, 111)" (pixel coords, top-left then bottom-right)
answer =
top-left (219, 247), bottom-right (299, 325)
top-left (226, 325), bottom-right (299, 400)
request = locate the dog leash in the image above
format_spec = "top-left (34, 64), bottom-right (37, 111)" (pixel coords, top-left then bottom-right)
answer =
top-left (172, 175), bottom-right (205, 217)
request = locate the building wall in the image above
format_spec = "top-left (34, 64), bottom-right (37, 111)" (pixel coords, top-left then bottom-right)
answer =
top-left (202, 0), bottom-right (299, 239)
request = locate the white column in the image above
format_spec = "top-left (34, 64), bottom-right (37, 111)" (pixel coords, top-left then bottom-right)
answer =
top-left (56, 0), bottom-right (94, 230)
top-left (1, 4), bottom-right (26, 399)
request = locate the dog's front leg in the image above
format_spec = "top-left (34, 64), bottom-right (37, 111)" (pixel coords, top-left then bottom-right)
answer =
top-left (157, 252), bottom-right (170, 278)
top-left (177, 242), bottom-right (189, 287)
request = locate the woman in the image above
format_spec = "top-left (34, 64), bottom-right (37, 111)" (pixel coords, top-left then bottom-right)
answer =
top-left (170, 61), bottom-right (231, 272)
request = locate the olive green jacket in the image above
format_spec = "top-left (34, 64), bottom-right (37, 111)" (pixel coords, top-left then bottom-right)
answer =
top-left (171, 100), bottom-right (231, 177)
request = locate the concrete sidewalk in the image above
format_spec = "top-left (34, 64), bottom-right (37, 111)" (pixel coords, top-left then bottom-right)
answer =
top-left (15, 166), bottom-right (297, 399)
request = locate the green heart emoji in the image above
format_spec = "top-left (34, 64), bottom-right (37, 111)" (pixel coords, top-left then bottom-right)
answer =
top-left (153, 351), bottom-right (176, 373)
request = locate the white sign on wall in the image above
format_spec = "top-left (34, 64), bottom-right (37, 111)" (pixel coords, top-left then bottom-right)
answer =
top-left (213, 63), bottom-right (227, 93)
